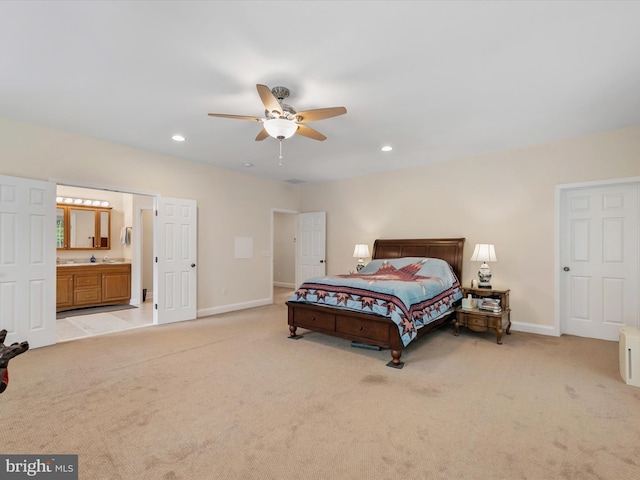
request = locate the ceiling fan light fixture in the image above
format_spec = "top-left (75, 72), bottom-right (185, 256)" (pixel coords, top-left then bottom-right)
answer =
top-left (264, 118), bottom-right (297, 140)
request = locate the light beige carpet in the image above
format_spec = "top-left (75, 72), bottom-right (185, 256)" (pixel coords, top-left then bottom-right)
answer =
top-left (2, 291), bottom-right (639, 479)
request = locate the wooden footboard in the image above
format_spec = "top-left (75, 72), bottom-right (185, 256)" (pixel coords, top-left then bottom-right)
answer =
top-left (287, 301), bottom-right (455, 368)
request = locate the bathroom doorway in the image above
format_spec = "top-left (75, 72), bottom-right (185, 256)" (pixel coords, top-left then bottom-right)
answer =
top-left (55, 185), bottom-right (155, 342)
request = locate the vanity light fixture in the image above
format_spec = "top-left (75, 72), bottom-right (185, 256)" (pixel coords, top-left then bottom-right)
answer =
top-left (56, 196), bottom-right (110, 207)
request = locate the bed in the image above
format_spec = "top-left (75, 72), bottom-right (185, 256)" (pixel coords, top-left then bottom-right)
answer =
top-left (286, 238), bottom-right (465, 368)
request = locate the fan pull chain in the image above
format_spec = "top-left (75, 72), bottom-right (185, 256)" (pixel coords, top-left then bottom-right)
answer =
top-left (278, 139), bottom-right (283, 166)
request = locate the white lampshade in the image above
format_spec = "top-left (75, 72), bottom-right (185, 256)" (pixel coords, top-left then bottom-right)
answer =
top-left (470, 244), bottom-right (497, 263)
top-left (353, 244), bottom-right (370, 259)
top-left (263, 118), bottom-right (298, 139)
top-left (352, 244), bottom-right (370, 272)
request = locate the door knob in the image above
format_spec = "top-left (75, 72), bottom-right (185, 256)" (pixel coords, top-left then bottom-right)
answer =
top-left (191, 263), bottom-right (196, 268)
top-left (320, 259), bottom-right (325, 263)
top-left (563, 266), bottom-right (570, 271)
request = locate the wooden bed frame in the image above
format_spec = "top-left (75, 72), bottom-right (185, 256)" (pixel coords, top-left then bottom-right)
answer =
top-left (287, 238), bottom-right (465, 368)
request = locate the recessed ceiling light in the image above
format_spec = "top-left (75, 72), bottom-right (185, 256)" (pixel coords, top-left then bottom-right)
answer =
top-left (172, 135), bottom-right (186, 142)
top-left (243, 163), bottom-right (254, 168)
top-left (381, 145), bottom-right (393, 152)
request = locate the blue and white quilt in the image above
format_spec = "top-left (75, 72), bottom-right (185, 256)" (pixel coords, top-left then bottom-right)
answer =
top-left (289, 257), bottom-right (463, 346)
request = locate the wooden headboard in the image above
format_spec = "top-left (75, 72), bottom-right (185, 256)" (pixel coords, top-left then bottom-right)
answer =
top-left (371, 238), bottom-right (465, 281)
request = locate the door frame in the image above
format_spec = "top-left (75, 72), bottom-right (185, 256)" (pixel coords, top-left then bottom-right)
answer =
top-left (52, 178), bottom-right (159, 310)
top-left (555, 176), bottom-right (640, 337)
top-left (270, 209), bottom-right (327, 300)
top-left (270, 208), bottom-right (298, 303)
top-left (54, 180), bottom-right (199, 328)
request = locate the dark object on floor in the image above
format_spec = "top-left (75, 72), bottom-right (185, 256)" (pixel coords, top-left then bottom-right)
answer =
top-left (57, 304), bottom-right (137, 319)
top-left (351, 341), bottom-right (382, 351)
top-left (0, 329), bottom-right (29, 394)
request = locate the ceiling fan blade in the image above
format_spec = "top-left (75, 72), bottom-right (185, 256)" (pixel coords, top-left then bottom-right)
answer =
top-left (208, 113), bottom-right (262, 122)
top-left (296, 124), bottom-right (327, 141)
top-left (295, 107), bottom-right (347, 123)
top-left (256, 84), bottom-right (282, 116)
top-left (255, 128), bottom-right (270, 141)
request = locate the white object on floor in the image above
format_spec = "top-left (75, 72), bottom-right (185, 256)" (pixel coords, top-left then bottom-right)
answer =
top-left (619, 326), bottom-right (640, 387)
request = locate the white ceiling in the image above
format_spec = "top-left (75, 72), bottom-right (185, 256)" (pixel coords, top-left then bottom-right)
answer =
top-left (2, 1), bottom-right (640, 184)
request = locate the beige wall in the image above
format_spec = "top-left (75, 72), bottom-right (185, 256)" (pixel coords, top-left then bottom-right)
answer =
top-left (3, 116), bottom-right (639, 333)
top-left (299, 125), bottom-right (640, 334)
top-left (0, 117), bottom-right (301, 313)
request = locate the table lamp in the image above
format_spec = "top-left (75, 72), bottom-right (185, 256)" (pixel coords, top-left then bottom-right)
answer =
top-left (353, 244), bottom-right (370, 272)
top-left (470, 244), bottom-right (497, 288)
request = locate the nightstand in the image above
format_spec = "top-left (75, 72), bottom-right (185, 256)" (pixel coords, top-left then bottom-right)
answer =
top-left (454, 287), bottom-right (511, 344)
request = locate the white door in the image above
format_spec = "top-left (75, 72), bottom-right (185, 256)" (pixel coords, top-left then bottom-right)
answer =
top-left (0, 175), bottom-right (56, 348)
top-left (154, 197), bottom-right (197, 325)
top-left (559, 181), bottom-right (639, 340)
top-left (296, 212), bottom-right (326, 287)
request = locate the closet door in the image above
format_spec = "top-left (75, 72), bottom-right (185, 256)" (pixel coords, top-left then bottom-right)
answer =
top-left (559, 181), bottom-right (639, 340)
top-left (0, 175), bottom-right (56, 348)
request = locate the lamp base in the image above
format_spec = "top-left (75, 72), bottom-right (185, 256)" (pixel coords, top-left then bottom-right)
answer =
top-left (478, 263), bottom-right (492, 289)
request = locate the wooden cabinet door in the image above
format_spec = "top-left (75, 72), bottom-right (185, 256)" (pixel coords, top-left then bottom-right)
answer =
top-left (102, 267), bottom-right (131, 303)
top-left (56, 273), bottom-right (74, 310)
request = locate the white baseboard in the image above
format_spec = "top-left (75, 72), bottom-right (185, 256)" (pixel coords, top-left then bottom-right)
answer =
top-left (198, 297), bottom-right (272, 317)
top-left (273, 282), bottom-right (295, 288)
top-left (510, 321), bottom-right (559, 337)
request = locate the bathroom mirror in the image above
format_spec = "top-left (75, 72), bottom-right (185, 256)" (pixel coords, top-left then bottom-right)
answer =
top-left (57, 204), bottom-right (111, 250)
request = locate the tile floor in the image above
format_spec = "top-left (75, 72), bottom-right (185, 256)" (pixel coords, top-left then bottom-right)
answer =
top-left (56, 301), bottom-right (154, 342)
top-left (56, 288), bottom-right (295, 343)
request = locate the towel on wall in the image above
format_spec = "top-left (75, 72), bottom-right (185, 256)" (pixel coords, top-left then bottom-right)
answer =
top-left (120, 227), bottom-right (132, 245)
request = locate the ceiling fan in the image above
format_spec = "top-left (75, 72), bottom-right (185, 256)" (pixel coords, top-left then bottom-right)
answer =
top-left (208, 84), bottom-right (347, 142)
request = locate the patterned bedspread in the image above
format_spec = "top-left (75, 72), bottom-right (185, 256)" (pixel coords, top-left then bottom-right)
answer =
top-left (289, 257), bottom-right (463, 346)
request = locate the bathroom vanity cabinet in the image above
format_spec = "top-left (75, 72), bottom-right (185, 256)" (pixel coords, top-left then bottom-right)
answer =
top-left (56, 263), bottom-right (131, 312)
